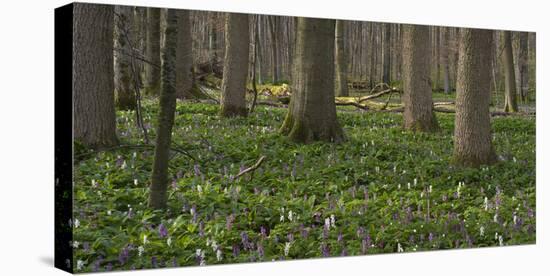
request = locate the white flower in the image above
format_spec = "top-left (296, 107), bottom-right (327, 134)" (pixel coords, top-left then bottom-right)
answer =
top-left (121, 161), bottom-right (127, 169)
top-left (397, 243), bottom-right (404, 252)
top-left (324, 218), bottom-right (331, 229)
top-left (480, 226), bottom-right (485, 237)
top-left (288, 210), bottom-right (293, 222)
top-left (134, 179), bottom-right (138, 186)
top-left (196, 249), bottom-right (202, 257)
top-left (280, 214), bottom-right (284, 222)
top-left (414, 178), bottom-right (417, 186)
top-left (407, 182), bottom-right (411, 190)
top-left (138, 246), bottom-right (144, 256)
top-left (74, 218), bottom-right (80, 228)
top-left (493, 213), bottom-right (498, 223)
top-left (216, 249), bottom-right (223, 261)
top-left (143, 235), bottom-right (148, 244)
top-left (167, 237), bottom-right (172, 247)
top-left (484, 197), bottom-right (488, 211)
top-left (73, 241), bottom-right (80, 248)
top-left (91, 179), bottom-right (97, 188)
top-left (429, 185), bottom-right (433, 193)
top-left (498, 235), bottom-right (504, 246)
top-left (330, 214), bottom-right (336, 228)
top-left (107, 210), bottom-right (112, 216)
top-left (495, 232), bottom-right (499, 240)
top-left (513, 214), bottom-right (518, 225)
top-left (76, 260), bottom-right (85, 271)
top-left (197, 185), bottom-right (203, 195)
top-left (284, 242), bottom-right (291, 256)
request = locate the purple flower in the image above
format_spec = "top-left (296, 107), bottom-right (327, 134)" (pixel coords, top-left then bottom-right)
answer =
top-left (337, 232), bottom-right (344, 244)
top-left (118, 246), bottom-right (130, 265)
top-left (287, 233), bottom-right (294, 242)
top-left (429, 232), bottom-right (434, 242)
top-left (105, 263), bottom-right (113, 271)
top-left (199, 221), bottom-right (204, 237)
top-left (226, 214), bottom-right (235, 231)
top-left (356, 227), bottom-right (365, 239)
top-left (158, 223), bottom-right (168, 238)
top-left (260, 226), bottom-right (267, 239)
top-left (257, 242), bottom-right (264, 259)
top-left (321, 243), bottom-right (330, 257)
top-left (194, 164), bottom-right (201, 176)
top-left (151, 256), bottom-right (158, 268)
top-left (172, 257), bottom-right (178, 267)
top-left (241, 232), bottom-right (251, 250)
top-left (232, 244), bottom-right (240, 257)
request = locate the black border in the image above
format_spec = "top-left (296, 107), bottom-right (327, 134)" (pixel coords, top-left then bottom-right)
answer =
top-left (54, 3), bottom-right (74, 274)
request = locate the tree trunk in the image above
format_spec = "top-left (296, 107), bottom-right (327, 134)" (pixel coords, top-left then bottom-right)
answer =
top-left (220, 13), bottom-right (250, 117)
top-left (434, 26), bottom-right (441, 91)
top-left (268, 16), bottom-right (280, 83)
top-left (502, 31), bottom-right (518, 112)
top-left (518, 32), bottom-right (529, 103)
top-left (402, 25), bottom-right (439, 132)
top-left (149, 8), bottom-right (178, 209)
top-left (369, 22), bottom-right (376, 89)
top-left (176, 10), bottom-right (193, 99)
top-left (335, 20), bottom-right (349, 97)
top-left (453, 29), bottom-right (497, 167)
top-left (114, 5), bottom-right (136, 110)
top-left (145, 8), bottom-right (161, 94)
top-left (382, 23), bottom-right (391, 84)
top-left (280, 18), bottom-right (345, 143)
top-left (441, 27), bottom-right (451, 94)
top-left (73, 3), bottom-right (118, 149)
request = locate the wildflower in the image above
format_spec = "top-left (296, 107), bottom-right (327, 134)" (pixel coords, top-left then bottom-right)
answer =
top-left (484, 197), bottom-right (488, 211)
top-left (414, 178), bottom-right (417, 186)
top-left (216, 248), bottom-right (223, 262)
top-left (284, 242), bottom-right (291, 256)
top-left (107, 210), bottom-right (112, 216)
top-left (429, 185), bottom-right (432, 193)
top-left (197, 185), bottom-right (203, 195)
top-left (118, 246), bottom-right (129, 265)
top-left (76, 260), bottom-right (85, 271)
top-left (159, 223), bottom-right (168, 238)
top-left (74, 218), bottom-right (80, 228)
top-left (288, 210), bottom-right (293, 222)
top-left (257, 242), bottom-right (264, 259)
top-left (232, 244), bottom-right (240, 257)
top-left (167, 237), bottom-right (172, 247)
top-left (330, 214), bottom-right (336, 228)
top-left (226, 214), bottom-right (235, 231)
top-left (480, 226), bottom-right (485, 237)
top-left (91, 179), bottom-right (98, 188)
top-left (499, 235), bottom-right (504, 246)
top-left (138, 246), bottom-right (144, 256)
top-left (133, 179), bottom-right (138, 186)
top-left (151, 256), bottom-right (157, 267)
top-left (397, 242), bottom-right (404, 252)
top-left (73, 241), bottom-right (80, 248)
top-left (321, 243), bottom-right (330, 257)
top-left (324, 218), bottom-right (331, 229)
top-left (143, 235), bottom-right (148, 244)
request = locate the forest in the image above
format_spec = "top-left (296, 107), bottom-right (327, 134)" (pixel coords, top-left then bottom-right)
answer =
top-left (70, 3), bottom-right (535, 272)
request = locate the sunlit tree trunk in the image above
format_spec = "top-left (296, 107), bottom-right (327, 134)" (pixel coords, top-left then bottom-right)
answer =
top-left (280, 18), bottom-right (345, 143)
top-left (220, 13), bottom-right (250, 117)
top-left (149, 9), bottom-right (178, 209)
top-left (402, 24), bottom-right (438, 132)
top-left (73, 3), bottom-right (118, 148)
top-left (453, 29), bottom-right (497, 167)
top-left (502, 31), bottom-right (518, 112)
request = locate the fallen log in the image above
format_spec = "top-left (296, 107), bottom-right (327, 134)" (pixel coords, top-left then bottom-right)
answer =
top-left (358, 88), bottom-right (401, 103)
top-left (335, 101), bottom-right (369, 110)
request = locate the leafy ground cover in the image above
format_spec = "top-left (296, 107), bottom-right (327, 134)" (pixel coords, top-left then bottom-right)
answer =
top-left (73, 100), bottom-right (535, 272)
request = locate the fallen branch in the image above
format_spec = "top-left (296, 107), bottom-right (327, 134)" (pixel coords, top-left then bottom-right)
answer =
top-left (234, 156), bottom-right (266, 180)
top-left (358, 88), bottom-right (401, 103)
top-left (433, 101), bottom-right (455, 106)
top-left (335, 101), bottom-right (369, 110)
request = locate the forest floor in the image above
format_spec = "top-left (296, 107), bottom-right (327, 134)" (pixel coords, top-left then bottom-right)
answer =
top-left (73, 98), bottom-right (536, 272)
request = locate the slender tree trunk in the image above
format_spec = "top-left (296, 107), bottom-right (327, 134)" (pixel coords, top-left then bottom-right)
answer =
top-left (73, 3), bottom-right (118, 149)
top-left (176, 10), bottom-right (193, 99)
top-left (441, 27), bottom-right (451, 94)
top-left (434, 26), bottom-right (441, 91)
top-left (402, 25), bottom-right (438, 132)
top-left (220, 13), bottom-right (250, 117)
top-left (268, 16), bottom-right (280, 83)
top-left (453, 29), bottom-right (497, 167)
top-left (502, 31), bottom-right (518, 112)
top-left (114, 5), bottom-right (136, 110)
top-left (149, 9), bottom-right (178, 209)
top-left (518, 32), bottom-right (529, 103)
top-left (280, 18), bottom-right (344, 143)
top-left (382, 23), bottom-right (391, 84)
top-left (335, 20), bottom-right (349, 97)
top-left (256, 16), bottom-right (263, 84)
top-left (145, 8), bottom-right (161, 94)
top-left (369, 22), bottom-right (376, 88)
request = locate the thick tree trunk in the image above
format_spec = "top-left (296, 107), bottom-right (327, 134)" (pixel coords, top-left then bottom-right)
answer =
top-left (145, 8), bottom-right (161, 94)
top-left (453, 29), bottom-right (497, 167)
top-left (220, 13), bottom-right (250, 117)
top-left (518, 32), bottom-right (529, 103)
top-left (502, 31), bottom-right (518, 112)
top-left (402, 25), bottom-right (439, 132)
top-left (114, 5), bottom-right (136, 110)
top-left (280, 18), bottom-right (345, 143)
top-left (434, 27), bottom-right (441, 91)
top-left (73, 3), bottom-right (118, 149)
top-left (176, 10), bottom-right (193, 99)
top-left (149, 9), bottom-right (178, 209)
top-left (382, 23), bottom-right (391, 84)
top-left (335, 20), bottom-right (349, 97)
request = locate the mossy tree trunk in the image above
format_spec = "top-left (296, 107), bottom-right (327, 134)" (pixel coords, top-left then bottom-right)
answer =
top-left (145, 8), bottom-right (161, 95)
top-left (220, 13), bottom-right (250, 117)
top-left (114, 5), bottom-right (136, 110)
top-left (176, 10), bottom-right (193, 99)
top-left (280, 18), bottom-right (345, 144)
top-left (402, 24), bottom-right (439, 132)
top-left (335, 20), bottom-right (349, 97)
top-left (502, 31), bottom-right (518, 112)
top-left (149, 9), bottom-right (178, 209)
top-left (73, 3), bottom-right (118, 149)
top-left (453, 28), bottom-right (497, 167)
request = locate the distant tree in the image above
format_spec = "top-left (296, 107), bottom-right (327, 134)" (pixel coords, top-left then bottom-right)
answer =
top-left (335, 20), bottom-right (349, 97)
top-left (502, 31), bottom-right (518, 112)
top-left (149, 9), bottom-right (178, 209)
top-left (453, 29), bottom-right (497, 167)
top-left (280, 18), bottom-right (345, 143)
top-left (402, 24), bottom-right (439, 132)
top-left (114, 5), bottom-right (136, 110)
top-left (382, 23), bottom-right (391, 84)
top-left (517, 32), bottom-right (529, 102)
top-left (220, 13), bottom-right (250, 117)
top-left (441, 27), bottom-right (451, 94)
top-left (145, 8), bottom-right (161, 94)
top-left (73, 3), bottom-right (118, 148)
top-left (176, 9), bottom-right (193, 99)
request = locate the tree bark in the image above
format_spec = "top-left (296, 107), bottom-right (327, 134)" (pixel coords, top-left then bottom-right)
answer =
top-left (335, 20), bottom-right (349, 97)
top-left (176, 10), bottom-right (193, 99)
top-left (280, 18), bottom-right (345, 143)
top-left (518, 32), bottom-right (529, 103)
top-left (220, 13), bottom-right (250, 117)
top-left (441, 27), bottom-right (451, 94)
top-left (402, 25), bottom-right (439, 132)
top-left (502, 31), bottom-right (518, 112)
top-left (382, 23), bottom-right (391, 84)
top-left (149, 8), bottom-right (178, 209)
top-left (114, 5), bottom-right (136, 110)
top-left (453, 29), bottom-right (497, 167)
top-left (145, 8), bottom-right (161, 94)
top-left (73, 3), bottom-right (118, 149)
